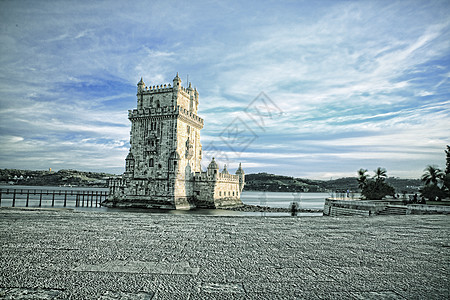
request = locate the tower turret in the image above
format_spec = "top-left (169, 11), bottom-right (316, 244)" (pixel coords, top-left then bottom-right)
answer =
top-left (194, 87), bottom-right (199, 111)
top-left (235, 163), bottom-right (245, 193)
top-left (137, 77), bottom-right (145, 93)
top-left (125, 151), bottom-right (135, 177)
top-left (173, 72), bottom-right (181, 90)
top-left (207, 157), bottom-right (219, 178)
top-left (221, 164), bottom-right (229, 174)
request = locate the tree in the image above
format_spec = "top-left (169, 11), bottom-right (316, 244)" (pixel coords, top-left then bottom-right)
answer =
top-left (357, 168), bottom-right (369, 190)
top-left (443, 174), bottom-right (450, 196)
top-left (421, 165), bottom-right (444, 186)
top-left (445, 145), bottom-right (450, 175)
top-left (443, 146), bottom-right (450, 198)
top-left (357, 167), bottom-right (395, 200)
top-left (421, 184), bottom-right (446, 201)
top-left (421, 165), bottom-right (445, 201)
top-left (362, 180), bottom-right (395, 200)
top-left (374, 167), bottom-right (387, 182)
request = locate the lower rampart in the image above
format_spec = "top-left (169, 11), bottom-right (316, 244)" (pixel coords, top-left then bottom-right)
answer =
top-left (324, 198), bottom-right (450, 216)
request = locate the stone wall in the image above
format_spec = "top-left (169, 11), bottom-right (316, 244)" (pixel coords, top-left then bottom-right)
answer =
top-left (323, 198), bottom-right (450, 216)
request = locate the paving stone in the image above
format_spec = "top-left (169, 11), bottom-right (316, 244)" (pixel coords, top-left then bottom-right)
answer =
top-left (99, 290), bottom-right (154, 299)
top-left (0, 287), bottom-right (62, 299)
top-left (0, 209), bottom-right (449, 299)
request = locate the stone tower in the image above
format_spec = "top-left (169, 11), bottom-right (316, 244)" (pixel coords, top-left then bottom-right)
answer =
top-left (106, 73), bottom-right (244, 209)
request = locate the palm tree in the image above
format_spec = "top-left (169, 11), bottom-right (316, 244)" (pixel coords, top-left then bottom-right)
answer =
top-left (445, 145), bottom-right (450, 175)
top-left (357, 168), bottom-right (369, 189)
top-left (374, 167), bottom-right (387, 182)
top-left (421, 165), bottom-right (444, 186)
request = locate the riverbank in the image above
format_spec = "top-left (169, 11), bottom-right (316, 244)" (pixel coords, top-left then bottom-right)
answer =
top-left (223, 204), bottom-right (323, 213)
top-left (0, 208), bottom-right (448, 299)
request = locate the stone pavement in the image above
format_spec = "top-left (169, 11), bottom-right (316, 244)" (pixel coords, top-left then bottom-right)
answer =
top-left (0, 208), bottom-right (448, 299)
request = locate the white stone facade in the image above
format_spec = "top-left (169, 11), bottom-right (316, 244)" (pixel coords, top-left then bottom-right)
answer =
top-left (105, 74), bottom-right (244, 209)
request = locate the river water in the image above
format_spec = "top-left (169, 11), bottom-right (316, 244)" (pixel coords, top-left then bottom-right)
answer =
top-left (0, 186), bottom-right (329, 216)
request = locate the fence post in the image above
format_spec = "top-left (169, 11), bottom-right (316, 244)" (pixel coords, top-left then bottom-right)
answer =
top-left (0, 189), bottom-right (2, 206)
top-left (26, 190), bottom-right (30, 207)
top-left (75, 194), bottom-right (79, 207)
top-left (82, 192), bottom-right (85, 207)
top-left (39, 192), bottom-right (42, 207)
top-left (52, 191), bottom-right (55, 207)
top-left (12, 189), bottom-right (16, 207)
top-left (95, 191), bottom-right (99, 207)
top-left (64, 191), bottom-right (67, 207)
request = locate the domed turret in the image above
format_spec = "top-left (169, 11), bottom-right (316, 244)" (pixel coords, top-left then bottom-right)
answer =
top-left (235, 163), bottom-right (245, 192)
top-left (125, 151), bottom-right (135, 175)
top-left (221, 164), bottom-right (229, 174)
top-left (235, 162), bottom-right (244, 175)
top-left (208, 157), bottom-right (219, 170)
top-left (126, 151), bottom-right (134, 161)
top-left (207, 157), bottom-right (219, 178)
top-left (173, 72), bottom-right (181, 90)
top-left (137, 77), bottom-right (145, 92)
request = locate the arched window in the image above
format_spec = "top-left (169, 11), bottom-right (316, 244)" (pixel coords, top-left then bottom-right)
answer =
top-left (149, 158), bottom-right (154, 167)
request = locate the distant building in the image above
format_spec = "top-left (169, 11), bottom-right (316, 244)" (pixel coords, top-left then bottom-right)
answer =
top-left (105, 74), bottom-right (244, 209)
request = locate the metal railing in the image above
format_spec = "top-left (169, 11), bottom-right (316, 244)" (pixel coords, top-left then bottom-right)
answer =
top-left (0, 188), bottom-right (108, 208)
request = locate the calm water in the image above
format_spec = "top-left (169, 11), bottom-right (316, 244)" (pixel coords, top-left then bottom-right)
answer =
top-left (0, 186), bottom-right (327, 216)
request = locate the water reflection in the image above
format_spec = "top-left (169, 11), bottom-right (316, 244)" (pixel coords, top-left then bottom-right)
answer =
top-left (0, 187), bottom-right (326, 217)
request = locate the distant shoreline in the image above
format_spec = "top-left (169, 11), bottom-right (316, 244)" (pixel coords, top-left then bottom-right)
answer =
top-left (1, 169), bottom-right (422, 193)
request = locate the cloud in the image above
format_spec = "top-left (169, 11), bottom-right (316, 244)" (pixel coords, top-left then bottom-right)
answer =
top-left (0, 0), bottom-right (449, 178)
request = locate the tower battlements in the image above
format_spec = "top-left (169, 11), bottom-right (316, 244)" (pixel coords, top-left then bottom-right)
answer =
top-left (138, 80), bottom-right (198, 99)
top-left (128, 105), bottom-right (204, 126)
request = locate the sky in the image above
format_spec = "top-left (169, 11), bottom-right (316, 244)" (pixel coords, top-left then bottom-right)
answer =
top-left (0, 0), bottom-right (449, 179)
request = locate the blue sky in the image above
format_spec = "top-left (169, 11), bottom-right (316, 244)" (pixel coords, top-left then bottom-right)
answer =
top-left (0, 0), bottom-right (449, 179)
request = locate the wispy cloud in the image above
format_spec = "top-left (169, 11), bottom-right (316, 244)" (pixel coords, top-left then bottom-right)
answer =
top-left (0, 0), bottom-right (449, 178)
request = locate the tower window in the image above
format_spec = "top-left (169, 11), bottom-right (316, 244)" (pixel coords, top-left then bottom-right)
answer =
top-left (149, 158), bottom-right (154, 167)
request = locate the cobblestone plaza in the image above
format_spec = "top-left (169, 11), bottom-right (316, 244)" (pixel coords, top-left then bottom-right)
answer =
top-left (0, 208), bottom-right (448, 299)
